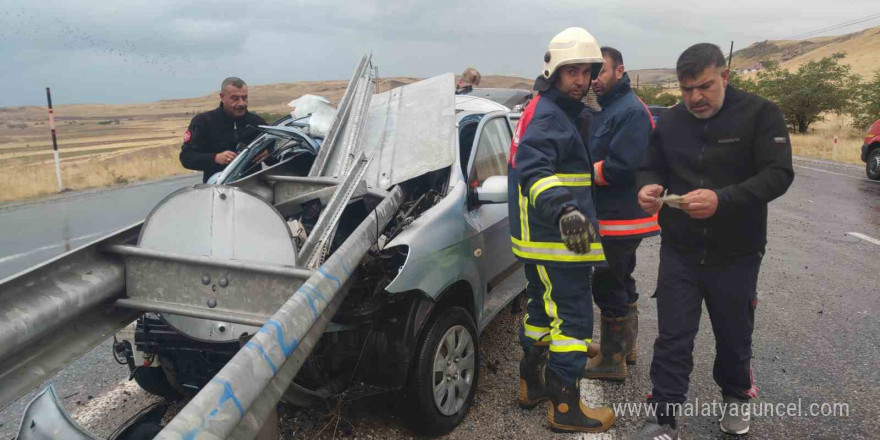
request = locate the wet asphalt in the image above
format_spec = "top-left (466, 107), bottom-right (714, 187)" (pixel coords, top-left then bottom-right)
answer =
top-left (1, 157), bottom-right (878, 439)
top-left (0, 174), bottom-right (199, 440)
top-left (611, 157), bottom-right (880, 439)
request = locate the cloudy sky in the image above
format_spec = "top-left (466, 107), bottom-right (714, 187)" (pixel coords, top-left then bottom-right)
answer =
top-left (1, 0), bottom-right (878, 106)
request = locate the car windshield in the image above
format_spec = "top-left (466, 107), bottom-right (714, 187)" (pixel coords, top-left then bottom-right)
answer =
top-left (223, 131), bottom-right (311, 182)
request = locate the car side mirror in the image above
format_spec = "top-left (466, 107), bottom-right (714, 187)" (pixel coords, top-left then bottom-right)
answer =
top-left (474, 175), bottom-right (508, 204)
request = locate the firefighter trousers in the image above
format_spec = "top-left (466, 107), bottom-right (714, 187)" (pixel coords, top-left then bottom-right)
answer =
top-left (648, 245), bottom-right (762, 414)
top-left (519, 263), bottom-right (594, 384)
top-left (592, 238), bottom-right (642, 317)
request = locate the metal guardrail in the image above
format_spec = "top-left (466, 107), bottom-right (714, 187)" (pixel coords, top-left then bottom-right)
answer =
top-left (155, 185), bottom-right (404, 440)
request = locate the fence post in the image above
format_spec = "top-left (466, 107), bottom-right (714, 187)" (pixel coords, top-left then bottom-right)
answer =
top-left (832, 135), bottom-right (838, 162)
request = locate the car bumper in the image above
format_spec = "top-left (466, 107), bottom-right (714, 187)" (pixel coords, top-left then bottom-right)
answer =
top-left (862, 143), bottom-right (870, 163)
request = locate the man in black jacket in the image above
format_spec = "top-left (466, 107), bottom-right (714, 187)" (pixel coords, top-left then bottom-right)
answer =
top-left (179, 77), bottom-right (267, 182)
top-left (628, 43), bottom-right (793, 439)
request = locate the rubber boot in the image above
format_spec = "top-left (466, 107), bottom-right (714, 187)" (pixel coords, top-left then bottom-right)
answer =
top-left (586, 304), bottom-right (637, 362)
top-left (545, 367), bottom-right (616, 433)
top-left (584, 315), bottom-right (628, 381)
top-left (625, 303), bottom-right (638, 365)
top-left (518, 342), bottom-right (549, 409)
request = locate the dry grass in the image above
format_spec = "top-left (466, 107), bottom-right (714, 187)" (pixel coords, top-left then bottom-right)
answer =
top-left (789, 113), bottom-right (865, 165)
top-left (1, 144), bottom-right (191, 203)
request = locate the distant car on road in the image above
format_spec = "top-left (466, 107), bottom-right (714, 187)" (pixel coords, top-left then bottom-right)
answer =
top-left (862, 119), bottom-right (880, 180)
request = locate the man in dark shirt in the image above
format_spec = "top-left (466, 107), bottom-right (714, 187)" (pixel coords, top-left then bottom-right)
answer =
top-left (628, 43), bottom-right (793, 439)
top-left (179, 77), bottom-right (267, 182)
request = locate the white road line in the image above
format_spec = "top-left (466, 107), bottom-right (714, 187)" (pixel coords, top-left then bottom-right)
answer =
top-left (847, 232), bottom-right (880, 246)
top-left (0, 231), bottom-right (109, 264)
top-left (793, 164), bottom-right (880, 183)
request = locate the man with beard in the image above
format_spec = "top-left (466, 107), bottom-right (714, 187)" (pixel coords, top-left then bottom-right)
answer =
top-left (510, 27), bottom-right (614, 433)
top-left (629, 43), bottom-right (793, 439)
top-left (180, 77), bottom-right (267, 182)
top-left (584, 47), bottom-right (658, 383)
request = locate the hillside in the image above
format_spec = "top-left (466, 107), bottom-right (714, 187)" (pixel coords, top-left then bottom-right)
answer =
top-left (732, 25), bottom-right (880, 78)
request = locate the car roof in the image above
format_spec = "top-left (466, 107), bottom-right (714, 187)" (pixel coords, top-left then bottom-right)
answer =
top-left (454, 94), bottom-right (511, 115)
top-left (465, 88), bottom-right (532, 109)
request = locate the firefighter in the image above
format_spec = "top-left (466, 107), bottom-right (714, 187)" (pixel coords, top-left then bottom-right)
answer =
top-left (629, 43), bottom-right (793, 439)
top-left (179, 77), bottom-right (267, 182)
top-left (584, 46), bottom-right (659, 382)
top-left (510, 27), bottom-right (615, 433)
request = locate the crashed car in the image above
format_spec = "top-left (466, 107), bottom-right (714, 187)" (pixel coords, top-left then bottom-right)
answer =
top-left (115, 76), bottom-right (528, 435)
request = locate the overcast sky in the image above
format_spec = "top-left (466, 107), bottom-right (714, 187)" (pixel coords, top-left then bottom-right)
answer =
top-left (1, 0), bottom-right (878, 106)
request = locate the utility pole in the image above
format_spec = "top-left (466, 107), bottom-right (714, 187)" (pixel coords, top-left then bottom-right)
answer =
top-left (728, 41), bottom-right (735, 69)
top-left (46, 87), bottom-right (63, 192)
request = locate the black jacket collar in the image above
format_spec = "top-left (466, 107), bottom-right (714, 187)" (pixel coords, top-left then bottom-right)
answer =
top-left (541, 87), bottom-right (585, 119)
top-left (597, 73), bottom-right (632, 108)
top-left (214, 103), bottom-right (249, 123)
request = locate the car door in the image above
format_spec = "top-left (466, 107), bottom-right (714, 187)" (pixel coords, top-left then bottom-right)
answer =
top-left (465, 111), bottom-right (517, 289)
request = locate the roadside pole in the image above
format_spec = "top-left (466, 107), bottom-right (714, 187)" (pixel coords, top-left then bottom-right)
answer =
top-left (46, 87), bottom-right (63, 192)
top-left (728, 41), bottom-right (734, 68)
top-left (833, 135), bottom-right (838, 162)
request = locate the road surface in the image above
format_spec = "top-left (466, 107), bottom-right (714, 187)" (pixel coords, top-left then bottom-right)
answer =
top-left (0, 174), bottom-right (199, 440)
top-left (1, 157), bottom-right (878, 439)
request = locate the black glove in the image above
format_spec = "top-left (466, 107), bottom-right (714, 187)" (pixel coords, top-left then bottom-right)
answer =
top-left (558, 207), bottom-right (598, 254)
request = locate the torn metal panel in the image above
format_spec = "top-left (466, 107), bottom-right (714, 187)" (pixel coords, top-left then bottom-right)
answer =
top-left (362, 73), bottom-right (457, 190)
top-left (16, 385), bottom-right (99, 440)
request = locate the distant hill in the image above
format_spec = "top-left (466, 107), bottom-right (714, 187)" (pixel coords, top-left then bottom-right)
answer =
top-left (627, 68), bottom-right (677, 86)
top-left (0, 74), bottom-right (535, 122)
top-left (732, 25), bottom-right (880, 78)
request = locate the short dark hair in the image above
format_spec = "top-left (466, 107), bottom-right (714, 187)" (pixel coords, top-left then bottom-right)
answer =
top-left (600, 47), bottom-right (623, 69)
top-left (221, 77), bottom-right (246, 91)
top-left (676, 43), bottom-right (726, 80)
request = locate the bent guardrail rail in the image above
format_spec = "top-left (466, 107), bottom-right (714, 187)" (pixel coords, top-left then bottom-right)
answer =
top-left (155, 185), bottom-right (404, 440)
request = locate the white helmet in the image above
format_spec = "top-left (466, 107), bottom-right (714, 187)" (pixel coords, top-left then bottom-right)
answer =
top-left (541, 27), bottom-right (604, 80)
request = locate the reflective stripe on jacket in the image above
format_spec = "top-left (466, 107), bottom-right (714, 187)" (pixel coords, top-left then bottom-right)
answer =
top-left (507, 87), bottom-right (606, 267)
top-left (589, 73), bottom-right (660, 240)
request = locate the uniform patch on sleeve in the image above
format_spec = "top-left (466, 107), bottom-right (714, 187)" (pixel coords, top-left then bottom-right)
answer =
top-left (183, 129), bottom-right (192, 143)
top-left (774, 137), bottom-right (787, 144)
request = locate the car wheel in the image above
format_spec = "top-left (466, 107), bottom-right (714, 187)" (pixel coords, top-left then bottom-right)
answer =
top-left (132, 366), bottom-right (182, 400)
top-left (403, 306), bottom-right (479, 436)
top-left (867, 147), bottom-right (880, 180)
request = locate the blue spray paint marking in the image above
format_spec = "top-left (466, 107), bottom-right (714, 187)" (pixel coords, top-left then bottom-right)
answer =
top-left (318, 266), bottom-right (342, 289)
top-left (337, 254), bottom-right (351, 277)
top-left (261, 319), bottom-right (299, 356)
top-left (182, 428), bottom-right (200, 440)
top-left (210, 379), bottom-right (245, 419)
top-left (245, 342), bottom-right (278, 374)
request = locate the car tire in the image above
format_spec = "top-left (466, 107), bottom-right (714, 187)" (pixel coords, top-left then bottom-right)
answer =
top-left (402, 306), bottom-right (480, 436)
top-left (132, 366), bottom-right (182, 400)
top-left (867, 147), bottom-right (880, 180)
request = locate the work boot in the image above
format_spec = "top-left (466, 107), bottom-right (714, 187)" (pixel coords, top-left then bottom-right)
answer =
top-left (720, 395), bottom-right (751, 435)
top-left (518, 342), bottom-right (549, 409)
top-left (625, 415), bottom-right (679, 440)
top-left (625, 302), bottom-right (639, 365)
top-left (584, 315), bottom-right (628, 381)
top-left (544, 367), bottom-right (616, 433)
top-left (585, 304), bottom-right (637, 361)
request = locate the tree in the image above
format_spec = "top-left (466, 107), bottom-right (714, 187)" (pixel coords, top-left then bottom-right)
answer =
top-left (633, 84), bottom-right (678, 107)
top-left (752, 53), bottom-right (859, 133)
top-left (655, 93), bottom-right (679, 107)
top-left (851, 71), bottom-right (880, 130)
top-left (633, 84), bottom-right (662, 104)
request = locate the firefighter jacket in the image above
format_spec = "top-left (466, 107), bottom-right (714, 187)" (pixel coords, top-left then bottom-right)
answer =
top-left (507, 87), bottom-right (606, 267)
top-left (179, 104), bottom-right (267, 182)
top-left (637, 85), bottom-right (794, 264)
top-left (589, 73), bottom-right (661, 240)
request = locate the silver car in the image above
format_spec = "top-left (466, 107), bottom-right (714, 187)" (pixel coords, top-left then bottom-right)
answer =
top-left (119, 84), bottom-right (529, 436)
